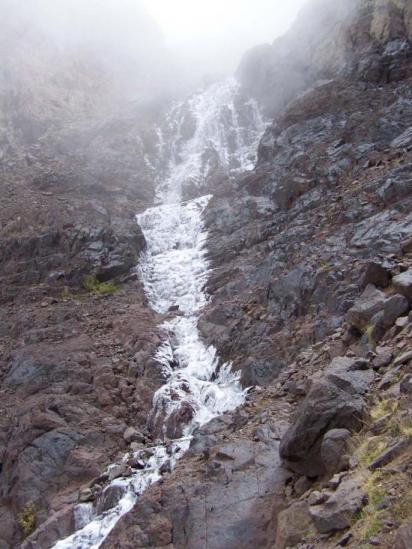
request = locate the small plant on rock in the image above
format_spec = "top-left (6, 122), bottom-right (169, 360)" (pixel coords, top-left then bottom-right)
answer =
top-left (17, 502), bottom-right (36, 539)
top-left (83, 275), bottom-right (118, 295)
top-left (365, 324), bottom-right (376, 349)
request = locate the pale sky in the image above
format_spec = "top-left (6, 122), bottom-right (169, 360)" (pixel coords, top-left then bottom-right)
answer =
top-left (144, 0), bottom-right (307, 44)
top-left (143, 0), bottom-right (308, 71)
top-left (3, 0), bottom-right (310, 82)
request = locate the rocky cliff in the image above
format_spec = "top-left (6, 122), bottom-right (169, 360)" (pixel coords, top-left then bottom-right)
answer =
top-left (238, 0), bottom-right (412, 114)
top-left (1, 0), bottom-right (412, 548)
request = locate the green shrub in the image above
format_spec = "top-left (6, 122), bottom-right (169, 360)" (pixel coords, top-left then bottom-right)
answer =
top-left (83, 275), bottom-right (118, 295)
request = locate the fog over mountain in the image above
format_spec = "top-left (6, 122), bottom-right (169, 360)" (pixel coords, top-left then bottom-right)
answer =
top-left (1, 0), bottom-right (171, 102)
top-left (1, 0), bottom-right (311, 103)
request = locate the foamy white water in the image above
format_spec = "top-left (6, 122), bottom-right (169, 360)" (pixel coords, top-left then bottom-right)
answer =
top-left (51, 79), bottom-right (264, 549)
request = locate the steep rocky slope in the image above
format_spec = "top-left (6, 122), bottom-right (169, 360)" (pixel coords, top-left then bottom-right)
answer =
top-left (1, 0), bottom-right (412, 548)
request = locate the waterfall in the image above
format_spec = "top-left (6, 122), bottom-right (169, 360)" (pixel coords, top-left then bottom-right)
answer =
top-left (51, 78), bottom-right (265, 549)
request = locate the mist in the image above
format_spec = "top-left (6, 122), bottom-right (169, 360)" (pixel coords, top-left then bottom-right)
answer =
top-left (0, 0), bottom-right (309, 105)
top-left (144, 0), bottom-right (308, 77)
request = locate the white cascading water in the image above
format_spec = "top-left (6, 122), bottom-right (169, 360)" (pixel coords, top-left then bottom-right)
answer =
top-left (51, 78), bottom-right (265, 549)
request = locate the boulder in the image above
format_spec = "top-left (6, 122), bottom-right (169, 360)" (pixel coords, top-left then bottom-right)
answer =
top-left (275, 501), bottom-right (314, 549)
top-left (96, 484), bottom-right (126, 515)
top-left (294, 476), bottom-right (313, 497)
top-left (400, 374), bottom-right (412, 395)
top-left (382, 294), bottom-right (410, 327)
top-left (123, 427), bottom-right (143, 444)
top-left (346, 285), bottom-right (386, 331)
top-left (280, 356), bottom-right (373, 476)
top-left (372, 347), bottom-right (393, 370)
top-left (108, 462), bottom-right (128, 482)
top-left (325, 357), bottom-right (375, 395)
top-left (280, 377), bottom-right (365, 476)
top-left (320, 429), bottom-right (351, 474)
top-left (241, 358), bottom-right (285, 387)
top-left (309, 475), bottom-right (365, 534)
top-left (393, 270), bottom-right (412, 301)
top-left (21, 507), bottom-right (75, 549)
top-left (369, 438), bottom-right (410, 470)
top-left (394, 351), bottom-right (412, 367)
top-left (360, 261), bottom-right (391, 289)
top-left (391, 126), bottom-right (412, 149)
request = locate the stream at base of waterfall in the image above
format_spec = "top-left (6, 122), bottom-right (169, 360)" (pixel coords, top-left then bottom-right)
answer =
top-left (52, 78), bottom-right (265, 549)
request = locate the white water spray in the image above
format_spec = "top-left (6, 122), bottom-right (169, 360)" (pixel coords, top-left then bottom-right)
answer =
top-left (51, 78), bottom-right (264, 549)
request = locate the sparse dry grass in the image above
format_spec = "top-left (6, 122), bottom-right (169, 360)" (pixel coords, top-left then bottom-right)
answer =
top-left (354, 435), bottom-right (388, 467)
top-left (370, 399), bottom-right (398, 421)
top-left (17, 502), bottom-right (36, 539)
top-left (352, 470), bottom-right (412, 543)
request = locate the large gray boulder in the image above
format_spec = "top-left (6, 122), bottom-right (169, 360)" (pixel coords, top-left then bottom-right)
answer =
top-left (382, 294), bottom-right (410, 326)
top-left (280, 357), bottom-right (373, 476)
top-left (393, 269), bottom-right (412, 301)
top-left (279, 380), bottom-right (365, 476)
top-left (346, 284), bottom-right (387, 331)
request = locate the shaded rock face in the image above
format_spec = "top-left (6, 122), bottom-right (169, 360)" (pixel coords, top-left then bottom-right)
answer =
top-left (0, 12), bottom-right (173, 543)
top-left (237, 0), bottom-right (361, 115)
top-left (0, 219), bottom-right (146, 298)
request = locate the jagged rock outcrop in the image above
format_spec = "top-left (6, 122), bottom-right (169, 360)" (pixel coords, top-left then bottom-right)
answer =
top-left (238, 0), bottom-right (412, 115)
